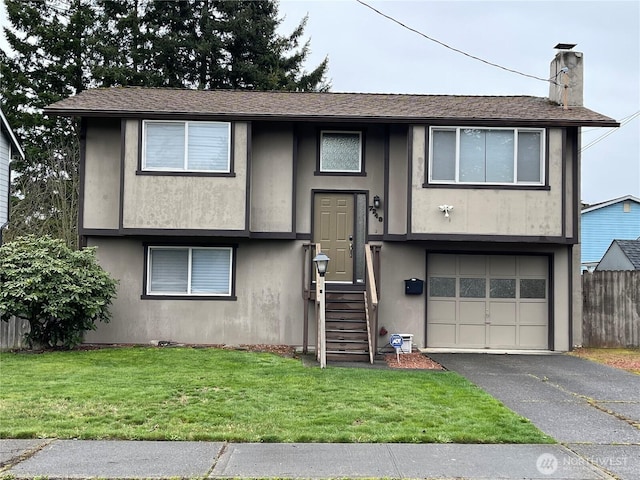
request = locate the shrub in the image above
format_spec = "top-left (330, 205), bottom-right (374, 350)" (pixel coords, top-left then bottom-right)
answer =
top-left (0, 235), bottom-right (118, 349)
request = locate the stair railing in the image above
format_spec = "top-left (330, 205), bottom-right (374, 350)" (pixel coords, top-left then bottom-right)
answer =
top-left (364, 244), bottom-right (379, 364)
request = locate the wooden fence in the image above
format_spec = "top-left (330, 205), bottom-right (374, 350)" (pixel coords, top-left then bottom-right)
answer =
top-left (582, 270), bottom-right (640, 347)
top-left (0, 316), bottom-right (30, 350)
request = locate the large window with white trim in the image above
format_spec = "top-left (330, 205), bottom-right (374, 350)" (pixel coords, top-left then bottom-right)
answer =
top-left (429, 127), bottom-right (544, 185)
top-left (142, 120), bottom-right (231, 173)
top-left (146, 246), bottom-right (233, 296)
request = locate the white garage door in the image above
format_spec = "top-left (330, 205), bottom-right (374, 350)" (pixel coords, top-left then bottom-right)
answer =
top-left (427, 254), bottom-right (549, 350)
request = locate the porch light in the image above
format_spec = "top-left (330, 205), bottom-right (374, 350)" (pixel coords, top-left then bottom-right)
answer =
top-left (313, 252), bottom-right (330, 277)
top-left (373, 195), bottom-right (381, 209)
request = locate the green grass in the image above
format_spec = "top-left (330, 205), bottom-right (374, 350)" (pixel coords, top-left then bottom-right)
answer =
top-left (0, 347), bottom-right (553, 443)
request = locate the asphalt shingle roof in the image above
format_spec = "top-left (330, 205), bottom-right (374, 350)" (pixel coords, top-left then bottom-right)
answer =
top-left (44, 88), bottom-right (619, 127)
top-left (614, 240), bottom-right (640, 269)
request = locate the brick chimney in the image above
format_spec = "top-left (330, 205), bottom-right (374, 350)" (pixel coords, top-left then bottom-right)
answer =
top-left (549, 44), bottom-right (584, 107)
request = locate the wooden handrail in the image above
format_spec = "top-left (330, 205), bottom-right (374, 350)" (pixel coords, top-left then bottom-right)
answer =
top-left (364, 244), bottom-right (379, 364)
top-left (364, 245), bottom-right (378, 307)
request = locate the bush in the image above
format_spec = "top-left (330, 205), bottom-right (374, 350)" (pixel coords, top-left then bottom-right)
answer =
top-left (0, 235), bottom-right (118, 349)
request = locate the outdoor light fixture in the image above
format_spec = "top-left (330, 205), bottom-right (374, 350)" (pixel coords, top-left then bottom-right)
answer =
top-left (373, 195), bottom-right (381, 209)
top-left (439, 204), bottom-right (454, 218)
top-left (313, 252), bottom-right (330, 277)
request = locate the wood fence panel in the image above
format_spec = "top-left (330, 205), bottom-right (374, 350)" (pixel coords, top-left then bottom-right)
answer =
top-left (582, 271), bottom-right (640, 347)
top-left (0, 316), bottom-right (30, 350)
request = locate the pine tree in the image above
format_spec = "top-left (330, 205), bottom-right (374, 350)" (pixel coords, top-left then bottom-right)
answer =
top-left (219, 1), bottom-right (329, 91)
top-left (1, 0), bottom-right (96, 246)
top-left (92, 0), bottom-right (163, 87)
top-left (1, 0), bottom-right (329, 246)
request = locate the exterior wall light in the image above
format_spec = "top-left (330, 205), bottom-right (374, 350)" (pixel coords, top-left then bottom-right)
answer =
top-left (313, 252), bottom-right (330, 277)
top-left (439, 204), bottom-right (454, 218)
top-left (369, 195), bottom-right (383, 222)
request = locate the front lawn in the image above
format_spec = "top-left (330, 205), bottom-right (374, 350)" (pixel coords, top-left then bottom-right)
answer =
top-left (0, 347), bottom-right (552, 443)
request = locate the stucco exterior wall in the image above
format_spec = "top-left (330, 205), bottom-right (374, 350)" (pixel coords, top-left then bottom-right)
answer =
top-left (410, 127), bottom-right (565, 237)
top-left (86, 237), bottom-right (572, 351)
top-left (83, 118), bottom-right (121, 230)
top-left (294, 124), bottom-right (385, 236)
top-left (387, 126), bottom-right (409, 236)
top-left (373, 242), bottom-right (571, 351)
top-left (250, 123), bottom-right (294, 233)
top-left (85, 237), bottom-right (305, 345)
top-left (121, 120), bottom-right (248, 231)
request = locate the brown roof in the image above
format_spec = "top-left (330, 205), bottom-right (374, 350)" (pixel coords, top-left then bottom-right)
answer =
top-left (44, 87), bottom-right (619, 127)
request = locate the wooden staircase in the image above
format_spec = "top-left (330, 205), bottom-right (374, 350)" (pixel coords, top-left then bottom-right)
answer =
top-left (325, 291), bottom-right (370, 362)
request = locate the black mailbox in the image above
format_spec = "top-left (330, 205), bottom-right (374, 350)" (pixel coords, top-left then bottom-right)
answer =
top-left (405, 278), bottom-right (424, 295)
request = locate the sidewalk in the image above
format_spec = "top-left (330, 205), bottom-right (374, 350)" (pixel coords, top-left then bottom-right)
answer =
top-left (0, 439), bottom-right (621, 479)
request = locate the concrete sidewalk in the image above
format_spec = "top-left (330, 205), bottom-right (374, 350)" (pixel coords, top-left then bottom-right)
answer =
top-left (0, 439), bottom-right (621, 479)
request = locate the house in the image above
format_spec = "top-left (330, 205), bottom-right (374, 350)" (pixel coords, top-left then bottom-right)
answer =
top-left (596, 239), bottom-right (640, 271)
top-left (581, 195), bottom-right (640, 271)
top-left (0, 109), bottom-right (25, 245)
top-left (44, 48), bottom-right (618, 357)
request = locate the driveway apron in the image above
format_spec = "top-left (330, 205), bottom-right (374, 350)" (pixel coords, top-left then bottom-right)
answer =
top-left (430, 353), bottom-right (640, 479)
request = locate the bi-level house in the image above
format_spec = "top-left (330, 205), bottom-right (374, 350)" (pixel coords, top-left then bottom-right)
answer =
top-left (45, 49), bottom-right (617, 359)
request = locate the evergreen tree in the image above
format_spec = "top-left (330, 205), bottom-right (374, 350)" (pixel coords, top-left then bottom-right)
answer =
top-left (1, 0), bottom-right (329, 246)
top-left (92, 0), bottom-right (163, 87)
top-left (219, 1), bottom-right (328, 91)
top-left (1, 0), bottom-right (95, 246)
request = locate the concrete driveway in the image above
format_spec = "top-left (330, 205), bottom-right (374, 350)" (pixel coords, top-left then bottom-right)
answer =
top-left (430, 353), bottom-right (640, 480)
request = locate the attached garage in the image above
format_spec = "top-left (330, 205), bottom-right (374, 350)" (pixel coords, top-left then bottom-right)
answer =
top-left (427, 253), bottom-right (550, 350)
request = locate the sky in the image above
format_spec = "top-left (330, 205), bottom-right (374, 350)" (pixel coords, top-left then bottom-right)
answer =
top-left (276, 0), bottom-right (639, 204)
top-left (1, 0), bottom-right (638, 205)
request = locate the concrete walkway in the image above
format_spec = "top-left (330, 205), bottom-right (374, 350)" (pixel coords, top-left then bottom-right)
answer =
top-left (1, 354), bottom-right (638, 479)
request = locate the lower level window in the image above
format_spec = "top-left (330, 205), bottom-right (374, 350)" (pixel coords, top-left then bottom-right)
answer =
top-left (147, 246), bottom-right (232, 296)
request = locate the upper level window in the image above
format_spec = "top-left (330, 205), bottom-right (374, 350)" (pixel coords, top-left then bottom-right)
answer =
top-left (147, 246), bottom-right (233, 296)
top-left (143, 120), bottom-right (230, 173)
top-left (429, 127), bottom-right (544, 185)
top-left (320, 131), bottom-right (362, 173)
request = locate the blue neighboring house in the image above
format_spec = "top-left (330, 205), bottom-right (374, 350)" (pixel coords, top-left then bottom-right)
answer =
top-left (581, 195), bottom-right (640, 271)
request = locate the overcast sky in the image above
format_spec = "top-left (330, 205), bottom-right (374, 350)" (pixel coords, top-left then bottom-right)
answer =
top-left (278, 0), bottom-right (640, 204)
top-left (1, 0), bottom-right (638, 205)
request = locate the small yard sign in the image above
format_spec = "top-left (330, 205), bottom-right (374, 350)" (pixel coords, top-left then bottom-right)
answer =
top-left (389, 334), bottom-right (404, 364)
top-left (389, 334), bottom-right (404, 348)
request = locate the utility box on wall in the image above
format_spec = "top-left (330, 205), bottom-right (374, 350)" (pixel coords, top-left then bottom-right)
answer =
top-left (405, 278), bottom-right (424, 295)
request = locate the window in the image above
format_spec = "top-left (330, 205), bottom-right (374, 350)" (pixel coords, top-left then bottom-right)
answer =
top-left (319, 131), bottom-right (362, 173)
top-left (147, 246), bottom-right (232, 296)
top-left (143, 120), bottom-right (230, 172)
top-left (429, 127), bottom-right (544, 185)
top-left (429, 277), bottom-right (456, 297)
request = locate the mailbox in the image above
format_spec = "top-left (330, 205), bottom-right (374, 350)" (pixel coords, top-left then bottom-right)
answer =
top-left (405, 278), bottom-right (424, 295)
